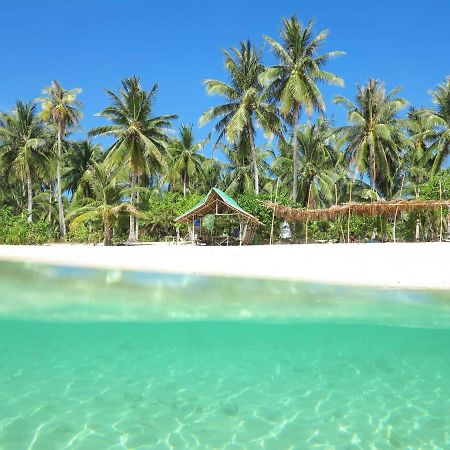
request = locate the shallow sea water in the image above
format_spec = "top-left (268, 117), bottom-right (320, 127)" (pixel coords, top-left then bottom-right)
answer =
top-left (0, 262), bottom-right (450, 449)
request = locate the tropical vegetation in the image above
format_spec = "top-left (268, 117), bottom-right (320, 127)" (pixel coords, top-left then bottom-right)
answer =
top-left (0, 16), bottom-right (448, 245)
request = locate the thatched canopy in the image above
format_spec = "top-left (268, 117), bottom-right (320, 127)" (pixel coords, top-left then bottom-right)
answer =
top-left (265, 199), bottom-right (450, 222)
top-left (177, 188), bottom-right (262, 225)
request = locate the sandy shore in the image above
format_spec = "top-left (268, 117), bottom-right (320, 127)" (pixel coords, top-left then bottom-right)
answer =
top-left (0, 242), bottom-right (449, 290)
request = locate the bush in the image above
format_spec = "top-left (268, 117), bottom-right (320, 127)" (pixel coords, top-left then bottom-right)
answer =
top-left (0, 207), bottom-right (56, 244)
top-left (420, 169), bottom-right (450, 200)
top-left (144, 192), bottom-right (203, 239)
top-left (67, 221), bottom-right (103, 244)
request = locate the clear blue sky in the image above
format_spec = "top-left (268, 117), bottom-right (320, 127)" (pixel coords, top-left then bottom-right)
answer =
top-left (0, 0), bottom-right (449, 157)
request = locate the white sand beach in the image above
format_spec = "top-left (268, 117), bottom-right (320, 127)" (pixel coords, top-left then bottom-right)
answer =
top-left (0, 242), bottom-right (448, 290)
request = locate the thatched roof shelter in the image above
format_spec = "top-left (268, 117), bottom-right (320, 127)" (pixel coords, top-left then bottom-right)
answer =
top-left (176, 188), bottom-right (261, 245)
top-left (265, 199), bottom-right (450, 222)
top-left (177, 188), bottom-right (261, 225)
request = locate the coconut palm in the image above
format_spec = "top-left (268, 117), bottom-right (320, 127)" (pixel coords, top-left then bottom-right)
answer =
top-left (297, 120), bottom-right (340, 207)
top-left (65, 140), bottom-right (103, 196)
top-left (89, 76), bottom-right (176, 241)
top-left (262, 16), bottom-right (344, 201)
top-left (38, 81), bottom-right (82, 237)
top-left (220, 140), bottom-right (271, 196)
top-left (419, 77), bottom-right (450, 174)
top-left (334, 79), bottom-right (410, 198)
top-left (199, 157), bottom-right (224, 193)
top-left (403, 108), bottom-right (433, 197)
top-left (166, 125), bottom-right (208, 196)
top-left (272, 120), bottom-right (340, 207)
top-left (200, 40), bottom-right (280, 194)
top-left (67, 162), bottom-right (142, 246)
top-left (0, 101), bottom-right (48, 222)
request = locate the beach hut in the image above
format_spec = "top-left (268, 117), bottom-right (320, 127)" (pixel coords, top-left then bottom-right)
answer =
top-left (176, 188), bottom-right (262, 245)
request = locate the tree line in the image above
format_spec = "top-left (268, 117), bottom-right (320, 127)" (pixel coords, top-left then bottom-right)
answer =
top-left (0, 16), bottom-right (449, 245)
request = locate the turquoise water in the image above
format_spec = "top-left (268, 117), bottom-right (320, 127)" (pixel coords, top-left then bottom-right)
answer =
top-left (0, 262), bottom-right (450, 449)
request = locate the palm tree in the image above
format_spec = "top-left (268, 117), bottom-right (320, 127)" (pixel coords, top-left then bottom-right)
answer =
top-left (220, 140), bottom-right (271, 196)
top-left (89, 77), bottom-right (176, 241)
top-left (65, 140), bottom-right (103, 196)
top-left (298, 120), bottom-right (339, 207)
top-left (199, 157), bottom-right (224, 193)
top-left (0, 101), bottom-right (48, 222)
top-left (166, 125), bottom-right (207, 196)
top-left (200, 40), bottom-right (280, 194)
top-left (334, 79), bottom-right (410, 198)
top-left (272, 120), bottom-right (340, 207)
top-left (262, 16), bottom-right (344, 201)
top-left (67, 162), bottom-right (142, 246)
top-left (419, 77), bottom-right (450, 174)
top-left (38, 81), bottom-right (82, 237)
top-left (403, 108), bottom-right (432, 197)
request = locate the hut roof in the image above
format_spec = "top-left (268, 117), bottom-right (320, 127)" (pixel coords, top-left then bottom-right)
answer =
top-left (176, 188), bottom-right (262, 225)
top-left (265, 199), bottom-right (450, 222)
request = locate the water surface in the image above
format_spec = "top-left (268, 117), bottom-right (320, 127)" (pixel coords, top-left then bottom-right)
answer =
top-left (0, 262), bottom-right (449, 449)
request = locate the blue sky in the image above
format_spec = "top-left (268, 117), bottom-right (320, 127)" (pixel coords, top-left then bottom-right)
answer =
top-left (0, 0), bottom-right (449, 157)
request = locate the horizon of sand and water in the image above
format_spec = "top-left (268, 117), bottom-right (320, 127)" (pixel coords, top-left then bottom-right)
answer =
top-left (0, 260), bottom-right (450, 449)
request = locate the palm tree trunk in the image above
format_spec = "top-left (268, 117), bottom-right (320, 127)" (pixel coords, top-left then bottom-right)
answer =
top-left (48, 183), bottom-right (53, 223)
top-left (104, 218), bottom-right (112, 246)
top-left (26, 166), bottom-right (33, 223)
top-left (305, 182), bottom-right (313, 244)
top-left (183, 173), bottom-right (187, 197)
top-left (248, 125), bottom-right (259, 195)
top-left (369, 147), bottom-right (376, 192)
top-left (128, 173), bottom-right (137, 242)
top-left (56, 127), bottom-right (66, 237)
top-left (135, 175), bottom-right (140, 240)
top-left (292, 104), bottom-right (299, 202)
top-left (447, 210), bottom-right (450, 241)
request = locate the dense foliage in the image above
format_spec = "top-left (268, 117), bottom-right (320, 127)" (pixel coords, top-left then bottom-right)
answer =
top-left (0, 16), bottom-right (449, 244)
top-left (0, 208), bottom-right (55, 244)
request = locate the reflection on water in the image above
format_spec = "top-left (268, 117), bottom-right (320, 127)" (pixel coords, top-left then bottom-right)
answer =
top-left (0, 261), bottom-right (449, 326)
top-left (0, 261), bottom-right (449, 449)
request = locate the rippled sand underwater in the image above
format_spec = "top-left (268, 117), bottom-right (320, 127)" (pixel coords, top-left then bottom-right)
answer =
top-left (0, 262), bottom-right (450, 449)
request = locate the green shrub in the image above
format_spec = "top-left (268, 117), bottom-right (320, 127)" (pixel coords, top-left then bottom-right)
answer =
top-left (67, 222), bottom-right (102, 244)
top-left (0, 207), bottom-right (56, 244)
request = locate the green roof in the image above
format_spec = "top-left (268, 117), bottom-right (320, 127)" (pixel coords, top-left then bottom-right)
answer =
top-left (176, 188), bottom-right (260, 224)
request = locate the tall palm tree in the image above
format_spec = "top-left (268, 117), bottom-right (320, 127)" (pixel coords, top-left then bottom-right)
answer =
top-left (403, 108), bottom-right (432, 197)
top-left (166, 125), bottom-right (207, 196)
top-left (38, 81), bottom-right (82, 237)
top-left (419, 77), bottom-right (450, 174)
top-left (199, 157), bottom-right (224, 193)
top-left (262, 16), bottom-right (344, 201)
top-left (220, 140), bottom-right (271, 196)
top-left (334, 79), bottom-right (410, 198)
top-left (200, 40), bottom-right (280, 194)
top-left (0, 101), bottom-right (48, 222)
top-left (68, 162), bottom-right (142, 246)
top-left (89, 77), bottom-right (176, 241)
top-left (272, 120), bottom-right (340, 207)
top-left (65, 140), bottom-right (103, 196)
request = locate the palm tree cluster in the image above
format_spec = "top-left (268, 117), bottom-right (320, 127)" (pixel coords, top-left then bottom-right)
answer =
top-left (0, 16), bottom-right (448, 244)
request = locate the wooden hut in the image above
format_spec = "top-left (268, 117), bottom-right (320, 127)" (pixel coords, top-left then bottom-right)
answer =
top-left (176, 188), bottom-right (262, 245)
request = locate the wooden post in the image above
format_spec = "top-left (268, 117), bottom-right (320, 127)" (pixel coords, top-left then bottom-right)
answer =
top-left (447, 205), bottom-right (450, 241)
top-left (393, 176), bottom-right (405, 243)
top-left (347, 183), bottom-right (352, 243)
top-left (270, 179), bottom-right (279, 245)
top-left (305, 183), bottom-right (312, 244)
top-left (439, 180), bottom-right (443, 242)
